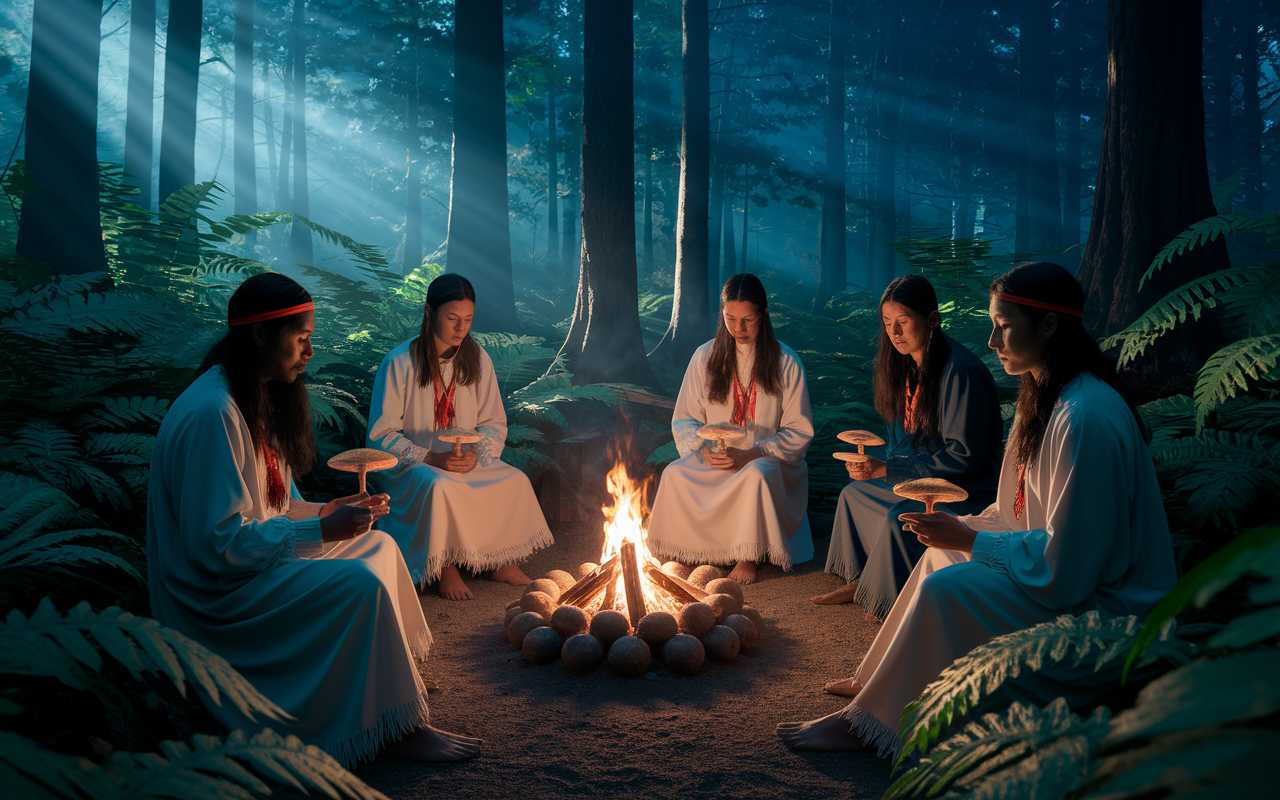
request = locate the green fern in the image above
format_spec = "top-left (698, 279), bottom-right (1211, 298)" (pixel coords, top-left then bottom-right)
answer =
top-left (897, 612), bottom-right (1193, 763)
top-left (1141, 212), bottom-right (1280, 288)
top-left (1083, 727), bottom-right (1280, 799)
top-left (0, 420), bottom-right (129, 509)
top-left (1192, 335), bottom-right (1280, 430)
top-left (76, 397), bottom-right (171, 430)
top-left (887, 699), bottom-right (1109, 800)
top-left (306, 384), bottom-right (367, 431)
top-left (1216, 270), bottom-right (1280, 337)
top-left (0, 599), bottom-right (290, 722)
top-left (0, 292), bottom-right (173, 339)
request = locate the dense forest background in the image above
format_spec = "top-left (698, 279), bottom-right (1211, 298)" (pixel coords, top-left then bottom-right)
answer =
top-left (1, 1), bottom-right (1279, 798)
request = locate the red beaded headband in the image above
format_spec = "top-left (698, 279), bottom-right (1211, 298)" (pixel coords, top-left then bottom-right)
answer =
top-left (228, 302), bottom-right (315, 326)
top-left (993, 293), bottom-right (1083, 318)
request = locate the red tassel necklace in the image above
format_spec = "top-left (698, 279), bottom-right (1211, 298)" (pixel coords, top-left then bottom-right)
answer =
top-left (434, 373), bottom-right (457, 430)
top-left (263, 445), bottom-right (288, 510)
top-left (1013, 462), bottom-right (1027, 520)
top-left (904, 378), bottom-right (921, 433)
top-left (731, 370), bottom-right (757, 427)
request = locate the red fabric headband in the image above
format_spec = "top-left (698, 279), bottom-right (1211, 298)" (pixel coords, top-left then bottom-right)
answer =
top-left (228, 302), bottom-right (315, 326)
top-left (993, 293), bottom-right (1083, 318)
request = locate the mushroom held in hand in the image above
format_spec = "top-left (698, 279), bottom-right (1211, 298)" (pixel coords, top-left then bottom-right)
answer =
top-left (697, 422), bottom-right (747, 453)
top-left (892, 477), bottom-right (969, 514)
top-left (836, 430), bottom-right (885, 463)
top-left (327, 448), bottom-right (398, 493)
top-left (437, 428), bottom-right (483, 457)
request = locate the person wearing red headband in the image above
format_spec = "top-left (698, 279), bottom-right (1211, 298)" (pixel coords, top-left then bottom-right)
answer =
top-left (366, 273), bottom-right (553, 600)
top-left (779, 261), bottom-right (1175, 757)
top-left (147, 273), bottom-right (481, 765)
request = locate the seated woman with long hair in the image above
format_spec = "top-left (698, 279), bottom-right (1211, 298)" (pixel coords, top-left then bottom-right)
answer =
top-left (779, 262), bottom-right (1176, 756)
top-left (646, 273), bottom-right (815, 585)
top-left (366, 273), bottom-right (553, 600)
top-left (813, 275), bottom-right (1001, 638)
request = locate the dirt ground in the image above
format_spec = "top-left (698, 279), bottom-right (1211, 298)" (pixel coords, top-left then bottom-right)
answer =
top-left (352, 516), bottom-right (895, 800)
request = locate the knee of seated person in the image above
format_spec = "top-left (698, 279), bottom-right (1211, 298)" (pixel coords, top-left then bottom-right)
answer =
top-left (745, 456), bottom-right (780, 478)
top-left (331, 557), bottom-right (386, 596)
top-left (918, 563), bottom-right (970, 604)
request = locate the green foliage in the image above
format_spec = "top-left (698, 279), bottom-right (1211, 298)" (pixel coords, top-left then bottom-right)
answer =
top-left (1191, 334), bottom-right (1280, 430)
top-left (1140, 211), bottom-right (1280, 288)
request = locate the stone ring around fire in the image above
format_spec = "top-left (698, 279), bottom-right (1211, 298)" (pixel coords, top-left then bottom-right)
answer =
top-left (697, 422), bottom-right (746, 453)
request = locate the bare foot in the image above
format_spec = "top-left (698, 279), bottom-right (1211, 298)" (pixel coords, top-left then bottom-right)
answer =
top-left (822, 678), bottom-right (862, 697)
top-left (777, 711), bottom-right (871, 752)
top-left (383, 725), bottom-right (482, 762)
top-left (728, 561), bottom-right (758, 584)
top-left (438, 565), bottom-right (473, 601)
top-left (490, 562), bottom-right (531, 586)
top-left (864, 611), bottom-right (881, 624)
top-left (812, 582), bottom-right (859, 605)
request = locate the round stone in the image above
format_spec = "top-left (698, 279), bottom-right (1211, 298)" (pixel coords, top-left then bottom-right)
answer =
top-left (662, 634), bottom-right (705, 675)
top-left (504, 606), bottom-right (524, 626)
top-left (704, 578), bottom-right (744, 605)
top-left (561, 634), bottom-right (604, 675)
top-left (524, 578), bottom-right (562, 603)
top-left (519, 591), bottom-right (558, 621)
top-left (576, 562), bottom-right (600, 580)
top-left (504, 598), bottom-right (522, 611)
top-left (688, 565), bottom-right (724, 589)
top-left (550, 605), bottom-right (591, 640)
top-left (589, 609), bottom-right (631, 647)
top-left (724, 614), bottom-right (759, 653)
top-left (506, 611), bottom-right (547, 648)
top-left (635, 612), bottom-right (679, 647)
top-left (546, 570), bottom-right (577, 592)
top-left (678, 602), bottom-right (716, 638)
top-left (740, 604), bottom-right (764, 633)
top-left (522, 626), bottom-right (563, 665)
top-left (702, 624), bottom-right (740, 661)
top-left (662, 561), bottom-right (693, 581)
top-left (607, 636), bottom-right (651, 678)
top-left (704, 593), bottom-right (743, 623)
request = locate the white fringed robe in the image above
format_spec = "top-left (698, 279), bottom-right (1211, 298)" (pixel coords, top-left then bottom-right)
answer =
top-left (647, 340), bottom-right (815, 569)
top-left (146, 367), bottom-right (433, 768)
top-left (366, 338), bottom-right (553, 586)
top-left (838, 374), bottom-right (1177, 757)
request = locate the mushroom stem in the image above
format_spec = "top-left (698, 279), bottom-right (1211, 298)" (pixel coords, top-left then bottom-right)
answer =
top-left (857, 443), bottom-right (866, 456)
top-left (452, 441), bottom-right (463, 457)
top-left (358, 468), bottom-right (367, 494)
top-left (924, 497), bottom-right (936, 514)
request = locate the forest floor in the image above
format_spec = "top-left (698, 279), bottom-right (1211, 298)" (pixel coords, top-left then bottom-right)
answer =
top-left (351, 516), bottom-right (895, 800)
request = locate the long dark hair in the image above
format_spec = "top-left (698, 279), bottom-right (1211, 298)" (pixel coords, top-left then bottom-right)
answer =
top-left (991, 262), bottom-right (1143, 469)
top-left (706, 273), bottom-right (783, 403)
top-left (198, 273), bottom-right (317, 475)
top-left (873, 275), bottom-right (951, 445)
top-left (410, 273), bottom-right (483, 389)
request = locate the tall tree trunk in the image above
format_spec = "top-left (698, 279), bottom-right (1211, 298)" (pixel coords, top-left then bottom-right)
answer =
top-left (1078, 0), bottom-right (1226, 392)
top-left (559, 0), bottom-right (656, 386)
top-left (708, 6), bottom-right (738, 300)
top-left (124, 0), bottom-right (156, 210)
top-left (871, 5), bottom-right (899, 293)
top-left (448, 0), bottom-right (518, 331)
top-left (1237, 0), bottom-right (1261, 210)
top-left (1210, 0), bottom-right (1234, 184)
top-left (262, 57), bottom-right (278, 207)
top-left (666, 0), bottom-right (710, 364)
top-left (643, 136), bottom-right (654, 276)
top-left (158, 0), bottom-right (203, 205)
top-left (1022, 1), bottom-right (1062, 251)
top-left (817, 0), bottom-right (848, 305)
top-left (404, 29), bottom-right (422, 275)
top-left (277, 59), bottom-right (292, 212)
top-left (17, 0), bottom-right (106, 274)
top-left (234, 0), bottom-right (256, 217)
top-left (289, 0), bottom-right (312, 264)
top-left (547, 89), bottom-right (560, 269)
top-left (1060, 12), bottom-right (1083, 249)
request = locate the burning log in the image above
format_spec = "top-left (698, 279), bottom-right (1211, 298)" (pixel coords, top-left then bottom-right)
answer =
top-left (560, 555), bottom-right (621, 608)
top-left (642, 562), bottom-right (708, 605)
top-left (619, 542), bottom-right (648, 627)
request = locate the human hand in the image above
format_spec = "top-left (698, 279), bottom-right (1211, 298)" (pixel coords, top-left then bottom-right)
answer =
top-left (444, 449), bottom-right (478, 474)
top-left (700, 446), bottom-right (732, 469)
top-left (320, 502), bottom-right (380, 542)
top-left (846, 457), bottom-right (886, 481)
top-left (897, 511), bottom-right (977, 553)
top-left (320, 492), bottom-right (390, 520)
top-left (708, 446), bottom-right (760, 472)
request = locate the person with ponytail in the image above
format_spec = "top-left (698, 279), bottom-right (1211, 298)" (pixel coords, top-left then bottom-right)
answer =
top-left (813, 275), bottom-right (1001, 635)
top-left (646, 273), bottom-right (815, 584)
top-left (148, 273), bottom-right (481, 766)
top-left (779, 262), bottom-right (1175, 757)
top-left (366, 273), bottom-right (553, 600)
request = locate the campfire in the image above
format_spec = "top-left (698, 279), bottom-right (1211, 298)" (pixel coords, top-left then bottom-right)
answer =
top-left (501, 460), bottom-right (765, 677)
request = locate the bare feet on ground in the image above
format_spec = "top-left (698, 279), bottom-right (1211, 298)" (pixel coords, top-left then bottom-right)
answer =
top-left (438, 564), bottom-right (474, 601)
top-left (822, 678), bottom-right (862, 697)
top-left (728, 560), bottom-right (758, 584)
top-left (776, 711), bottom-right (870, 752)
top-left (490, 563), bottom-right (531, 586)
top-left (383, 725), bottom-right (482, 762)
top-left (811, 581), bottom-right (859, 605)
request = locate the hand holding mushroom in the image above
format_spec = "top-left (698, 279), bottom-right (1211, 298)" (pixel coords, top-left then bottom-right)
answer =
top-left (894, 478), bottom-right (976, 553)
top-left (697, 423), bottom-right (748, 470)
top-left (432, 429), bottom-right (482, 474)
top-left (835, 430), bottom-right (886, 480)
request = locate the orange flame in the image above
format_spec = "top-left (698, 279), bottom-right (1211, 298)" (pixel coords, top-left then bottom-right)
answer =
top-left (591, 461), bottom-right (682, 616)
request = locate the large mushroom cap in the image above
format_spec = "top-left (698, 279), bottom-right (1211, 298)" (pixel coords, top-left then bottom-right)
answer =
top-left (697, 422), bottom-right (746, 440)
top-left (437, 427), bottom-right (483, 444)
top-left (327, 448), bottom-right (398, 473)
top-left (893, 477), bottom-right (969, 504)
top-left (838, 429), bottom-right (885, 447)
top-left (832, 451), bottom-right (869, 462)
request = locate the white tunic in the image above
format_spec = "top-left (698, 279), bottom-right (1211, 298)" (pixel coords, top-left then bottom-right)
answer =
top-left (146, 368), bottom-right (433, 768)
top-left (367, 339), bottom-right (553, 585)
top-left (839, 374), bottom-right (1177, 757)
top-left (646, 340), bottom-right (815, 568)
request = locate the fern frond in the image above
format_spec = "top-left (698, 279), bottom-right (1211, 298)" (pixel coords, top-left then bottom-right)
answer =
top-left (1217, 271), bottom-right (1280, 337)
top-left (1100, 265), bottom-right (1277, 364)
top-left (83, 433), bottom-right (155, 464)
top-left (1174, 459), bottom-right (1280, 527)
top-left (0, 529), bottom-right (139, 581)
top-left (886, 699), bottom-right (1108, 800)
top-left (77, 396), bottom-right (170, 430)
top-left (1151, 429), bottom-right (1280, 469)
top-left (0, 292), bottom-right (172, 339)
top-left (1193, 335), bottom-right (1280, 430)
top-left (1141, 212), bottom-right (1280, 288)
top-left (1086, 726), bottom-right (1280, 799)
top-left (645, 440), bottom-right (680, 465)
top-left (0, 472), bottom-right (82, 536)
top-left (504, 424), bottom-right (546, 446)
top-left (0, 599), bottom-right (290, 722)
top-left (6, 271), bottom-right (110, 309)
top-left (0, 729), bottom-right (113, 799)
top-left (898, 612), bottom-right (1192, 762)
top-left (306, 383), bottom-right (367, 431)
top-left (5, 419), bottom-right (79, 461)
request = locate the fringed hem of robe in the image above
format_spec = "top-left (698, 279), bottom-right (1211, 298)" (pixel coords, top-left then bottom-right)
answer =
top-left (838, 702), bottom-right (901, 760)
top-left (419, 526), bottom-right (556, 587)
top-left (853, 579), bottom-right (900, 623)
top-left (646, 535), bottom-right (800, 572)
